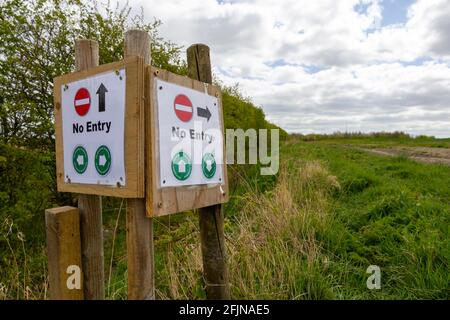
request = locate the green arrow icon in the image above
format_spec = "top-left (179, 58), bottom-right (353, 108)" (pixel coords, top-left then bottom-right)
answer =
top-left (72, 146), bottom-right (88, 174)
top-left (94, 145), bottom-right (111, 176)
top-left (202, 153), bottom-right (216, 179)
top-left (171, 151), bottom-right (192, 181)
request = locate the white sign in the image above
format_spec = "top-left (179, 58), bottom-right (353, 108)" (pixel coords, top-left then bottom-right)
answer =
top-left (155, 79), bottom-right (224, 187)
top-left (61, 69), bottom-right (126, 186)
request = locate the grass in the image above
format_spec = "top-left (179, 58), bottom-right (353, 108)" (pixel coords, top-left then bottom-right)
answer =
top-left (153, 136), bottom-right (449, 299)
top-left (290, 131), bottom-right (450, 148)
top-left (157, 160), bottom-right (339, 299)
top-left (1, 134), bottom-right (449, 299)
top-left (281, 137), bottom-right (449, 299)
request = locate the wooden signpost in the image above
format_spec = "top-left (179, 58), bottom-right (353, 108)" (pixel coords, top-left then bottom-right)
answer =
top-left (187, 44), bottom-right (230, 299)
top-left (74, 39), bottom-right (103, 300)
top-left (45, 206), bottom-right (83, 300)
top-left (48, 31), bottom-right (229, 300)
top-left (124, 29), bottom-right (155, 300)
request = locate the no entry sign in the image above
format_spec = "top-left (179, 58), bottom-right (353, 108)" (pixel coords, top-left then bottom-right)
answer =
top-left (174, 94), bottom-right (193, 122)
top-left (147, 68), bottom-right (229, 217)
top-left (54, 57), bottom-right (146, 198)
top-left (60, 70), bottom-right (126, 186)
top-left (74, 88), bottom-right (91, 116)
top-left (155, 78), bottom-right (224, 188)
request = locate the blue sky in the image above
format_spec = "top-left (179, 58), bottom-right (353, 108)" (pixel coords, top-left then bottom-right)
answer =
top-left (381, 0), bottom-right (414, 26)
top-left (355, 0), bottom-right (413, 26)
top-left (130, 0), bottom-right (450, 137)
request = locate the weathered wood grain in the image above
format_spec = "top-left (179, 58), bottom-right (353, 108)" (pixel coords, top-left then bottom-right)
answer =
top-left (74, 40), bottom-right (104, 300)
top-left (45, 206), bottom-right (84, 300)
top-left (124, 29), bottom-right (155, 300)
top-left (187, 44), bottom-right (230, 299)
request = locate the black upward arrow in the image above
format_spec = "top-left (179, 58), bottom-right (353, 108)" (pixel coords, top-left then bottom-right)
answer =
top-left (96, 83), bottom-right (108, 112)
top-left (197, 106), bottom-right (211, 121)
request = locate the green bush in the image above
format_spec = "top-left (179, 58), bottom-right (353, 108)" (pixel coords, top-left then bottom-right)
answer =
top-left (0, 0), bottom-right (285, 299)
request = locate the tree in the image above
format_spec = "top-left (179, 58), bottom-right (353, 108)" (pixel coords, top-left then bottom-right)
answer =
top-left (0, 0), bottom-right (186, 149)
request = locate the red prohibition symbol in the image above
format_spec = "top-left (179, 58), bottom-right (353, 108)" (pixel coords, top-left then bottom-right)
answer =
top-left (74, 87), bottom-right (91, 116)
top-left (173, 94), bottom-right (193, 122)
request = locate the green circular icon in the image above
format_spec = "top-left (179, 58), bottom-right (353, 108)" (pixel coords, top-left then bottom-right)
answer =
top-left (94, 145), bottom-right (112, 176)
top-left (72, 146), bottom-right (88, 174)
top-left (202, 153), bottom-right (216, 179)
top-left (171, 151), bottom-right (192, 181)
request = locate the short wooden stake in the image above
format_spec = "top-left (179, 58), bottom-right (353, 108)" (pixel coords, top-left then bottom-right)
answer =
top-left (45, 206), bottom-right (84, 300)
top-left (187, 44), bottom-right (231, 299)
top-left (124, 29), bottom-right (155, 300)
top-left (75, 39), bottom-right (105, 300)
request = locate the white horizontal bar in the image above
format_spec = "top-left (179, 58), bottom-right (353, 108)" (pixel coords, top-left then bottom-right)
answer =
top-left (75, 98), bottom-right (90, 106)
top-left (174, 103), bottom-right (192, 113)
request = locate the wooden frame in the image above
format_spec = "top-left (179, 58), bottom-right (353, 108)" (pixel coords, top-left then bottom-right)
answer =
top-left (54, 56), bottom-right (145, 198)
top-left (146, 66), bottom-right (229, 217)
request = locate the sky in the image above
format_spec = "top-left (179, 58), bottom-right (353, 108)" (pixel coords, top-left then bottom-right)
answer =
top-left (127, 0), bottom-right (450, 137)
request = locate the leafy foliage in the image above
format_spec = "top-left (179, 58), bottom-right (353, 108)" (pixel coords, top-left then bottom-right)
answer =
top-left (0, 144), bottom-right (61, 298)
top-left (0, 0), bottom-right (285, 299)
top-left (0, 0), bottom-right (281, 149)
top-left (0, 0), bottom-right (188, 149)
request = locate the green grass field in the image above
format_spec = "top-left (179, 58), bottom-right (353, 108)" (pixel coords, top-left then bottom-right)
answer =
top-left (1, 135), bottom-right (449, 299)
top-left (279, 136), bottom-right (450, 299)
top-left (102, 135), bottom-right (449, 299)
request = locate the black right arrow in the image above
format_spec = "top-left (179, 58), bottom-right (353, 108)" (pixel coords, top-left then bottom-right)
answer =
top-left (197, 106), bottom-right (211, 121)
top-left (96, 83), bottom-right (108, 112)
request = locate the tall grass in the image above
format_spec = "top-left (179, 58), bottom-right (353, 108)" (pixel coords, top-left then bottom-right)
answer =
top-left (0, 217), bottom-right (48, 299)
top-left (2, 139), bottom-right (448, 299)
top-left (160, 160), bottom-right (341, 299)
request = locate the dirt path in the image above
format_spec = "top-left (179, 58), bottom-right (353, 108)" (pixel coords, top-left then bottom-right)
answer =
top-left (359, 147), bottom-right (450, 166)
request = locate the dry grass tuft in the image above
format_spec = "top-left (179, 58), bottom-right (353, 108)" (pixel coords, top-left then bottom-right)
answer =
top-left (162, 159), bottom-right (340, 299)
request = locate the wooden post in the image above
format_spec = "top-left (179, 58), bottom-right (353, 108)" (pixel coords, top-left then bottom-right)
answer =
top-left (124, 29), bottom-right (155, 300)
top-left (45, 206), bottom-right (84, 300)
top-left (187, 44), bottom-right (230, 299)
top-left (74, 39), bottom-right (104, 300)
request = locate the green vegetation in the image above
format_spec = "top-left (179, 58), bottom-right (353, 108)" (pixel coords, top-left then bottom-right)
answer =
top-left (144, 136), bottom-right (449, 299)
top-left (0, 0), bottom-right (283, 150)
top-left (281, 136), bottom-right (449, 299)
top-left (0, 0), bottom-right (448, 300)
top-left (0, 0), bottom-right (284, 299)
top-left (5, 133), bottom-right (448, 299)
top-left (292, 131), bottom-right (450, 148)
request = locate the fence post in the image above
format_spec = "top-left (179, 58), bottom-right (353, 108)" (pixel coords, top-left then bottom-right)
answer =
top-left (74, 39), bottom-right (104, 300)
top-left (187, 44), bottom-right (230, 299)
top-left (45, 206), bottom-right (83, 300)
top-left (124, 29), bottom-right (155, 300)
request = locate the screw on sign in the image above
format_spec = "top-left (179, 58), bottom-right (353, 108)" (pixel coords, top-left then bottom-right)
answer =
top-left (74, 88), bottom-right (91, 116)
top-left (173, 94), bottom-right (193, 122)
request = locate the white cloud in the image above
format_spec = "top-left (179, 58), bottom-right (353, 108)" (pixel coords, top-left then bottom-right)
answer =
top-left (128, 0), bottom-right (450, 137)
